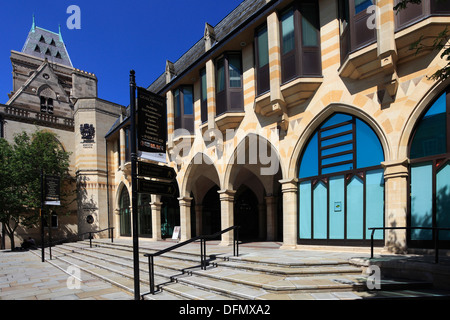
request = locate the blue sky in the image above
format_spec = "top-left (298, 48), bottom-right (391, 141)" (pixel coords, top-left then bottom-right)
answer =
top-left (0, 0), bottom-right (243, 106)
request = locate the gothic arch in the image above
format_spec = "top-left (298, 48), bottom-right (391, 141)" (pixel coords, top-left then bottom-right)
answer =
top-left (288, 103), bottom-right (391, 179)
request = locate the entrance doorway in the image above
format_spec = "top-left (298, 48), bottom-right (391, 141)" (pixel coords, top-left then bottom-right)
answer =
top-left (202, 186), bottom-right (221, 235)
top-left (234, 186), bottom-right (259, 241)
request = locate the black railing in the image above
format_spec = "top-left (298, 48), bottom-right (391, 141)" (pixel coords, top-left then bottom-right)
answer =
top-left (44, 227), bottom-right (114, 260)
top-left (143, 226), bottom-right (240, 296)
top-left (369, 227), bottom-right (450, 264)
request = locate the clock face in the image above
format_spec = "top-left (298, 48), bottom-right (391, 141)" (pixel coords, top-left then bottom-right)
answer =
top-left (43, 73), bottom-right (50, 80)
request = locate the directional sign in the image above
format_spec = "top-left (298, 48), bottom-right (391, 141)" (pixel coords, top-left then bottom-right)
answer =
top-left (44, 175), bottom-right (61, 206)
top-left (137, 178), bottom-right (177, 197)
top-left (138, 162), bottom-right (176, 181)
top-left (137, 87), bottom-right (167, 154)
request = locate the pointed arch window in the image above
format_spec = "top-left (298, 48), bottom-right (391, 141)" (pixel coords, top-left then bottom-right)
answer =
top-left (298, 113), bottom-right (385, 245)
top-left (409, 89), bottom-right (450, 247)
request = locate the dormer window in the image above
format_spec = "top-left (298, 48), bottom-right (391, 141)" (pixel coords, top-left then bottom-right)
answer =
top-left (50, 39), bottom-right (56, 46)
top-left (40, 96), bottom-right (54, 114)
top-left (45, 48), bottom-right (51, 56)
top-left (34, 45), bottom-right (41, 53)
top-left (55, 51), bottom-right (62, 59)
top-left (39, 35), bottom-right (46, 43)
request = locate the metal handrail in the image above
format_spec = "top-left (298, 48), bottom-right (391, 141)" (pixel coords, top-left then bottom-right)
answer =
top-left (143, 226), bottom-right (240, 296)
top-left (369, 226), bottom-right (450, 263)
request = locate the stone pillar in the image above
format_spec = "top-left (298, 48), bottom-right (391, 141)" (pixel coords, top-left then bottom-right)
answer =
top-left (205, 59), bottom-right (216, 130)
top-left (265, 196), bottom-right (277, 241)
top-left (195, 204), bottom-right (203, 237)
top-left (150, 195), bottom-right (162, 241)
top-left (382, 158), bottom-right (409, 253)
top-left (218, 190), bottom-right (236, 246)
top-left (267, 11), bottom-right (287, 129)
top-left (178, 197), bottom-right (193, 242)
top-left (280, 178), bottom-right (298, 249)
top-left (119, 128), bottom-right (125, 168)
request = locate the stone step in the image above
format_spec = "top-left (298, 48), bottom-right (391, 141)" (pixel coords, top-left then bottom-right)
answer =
top-left (82, 240), bottom-right (363, 276)
top-left (47, 246), bottom-right (232, 300)
top-left (46, 241), bottom-right (449, 301)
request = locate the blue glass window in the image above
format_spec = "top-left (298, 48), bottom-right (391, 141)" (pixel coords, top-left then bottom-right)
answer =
top-left (299, 113), bottom-right (384, 177)
top-left (354, 0), bottom-right (373, 14)
top-left (410, 93), bottom-right (447, 159)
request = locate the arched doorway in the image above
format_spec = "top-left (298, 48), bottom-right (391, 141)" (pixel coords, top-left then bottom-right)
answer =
top-left (235, 186), bottom-right (259, 241)
top-left (119, 187), bottom-right (131, 237)
top-left (297, 113), bottom-right (385, 245)
top-left (225, 134), bottom-right (283, 242)
top-left (409, 89), bottom-right (450, 248)
top-left (202, 186), bottom-right (221, 235)
top-left (161, 195), bottom-right (180, 239)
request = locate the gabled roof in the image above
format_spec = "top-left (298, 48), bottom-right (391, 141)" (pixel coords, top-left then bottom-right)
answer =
top-left (21, 17), bottom-right (73, 67)
top-left (146, 0), bottom-right (268, 94)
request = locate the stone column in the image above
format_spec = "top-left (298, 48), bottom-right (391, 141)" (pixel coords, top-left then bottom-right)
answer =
top-left (218, 190), bottom-right (236, 246)
top-left (119, 128), bottom-right (125, 168)
top-left (178, 197), bottom-right (193, 242)
top-left (265, 196), bottom-right (277, 241)
top-left (280, 178), bottom-right (298, 249)
top-left (205, 59), bottom-right (216, 130)
top-left (382, 158), bottom-right (409, 253)
top-left (150, 195), bottom-right (162, 241)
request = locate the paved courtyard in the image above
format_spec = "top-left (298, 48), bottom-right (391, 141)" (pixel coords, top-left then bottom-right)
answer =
top-left (0, 249), bottom-right (133, 300)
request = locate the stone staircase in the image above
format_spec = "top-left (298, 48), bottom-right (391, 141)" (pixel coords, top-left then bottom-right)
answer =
top-left (43, 240), bottom-right (450, 300)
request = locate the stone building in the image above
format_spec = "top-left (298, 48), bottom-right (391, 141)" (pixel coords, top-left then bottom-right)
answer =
top-left (107, 0), bottom-right (450, 253)
top-left (3, 0), bottom-right (450, 254)
top-left (0, 19), bottom-right (124, 248)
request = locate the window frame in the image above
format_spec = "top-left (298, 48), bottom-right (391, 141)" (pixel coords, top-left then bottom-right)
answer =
top-left (338, 0), bottom-right (377, 63)
top-left (200, 68), bottom-right (208, 124)
top-left (40, 96), bottom-right (54, 114)
top-left (407, 88), bottom-right (450, 249)
top-left (279, 0), bottom-right (322, 84)
top-left (215, 52), bottom-right (244, 116)
top-left (173, 85), bottom-right (194, 134)
top-left (255, 23), bottom-right (270, 96)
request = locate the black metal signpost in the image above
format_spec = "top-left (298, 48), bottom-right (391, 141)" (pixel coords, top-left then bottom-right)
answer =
top-left (129, 70), bottom-right (172, 300)
top-left (129, 70), bottom-right (140, 300)
top-left (41, 173), bottom-right (61, 262)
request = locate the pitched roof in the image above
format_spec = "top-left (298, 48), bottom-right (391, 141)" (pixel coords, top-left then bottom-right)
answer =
top-left (22, 19), bottom-right (73, 67)
top-left (146, 0), bottom-right (268, 94)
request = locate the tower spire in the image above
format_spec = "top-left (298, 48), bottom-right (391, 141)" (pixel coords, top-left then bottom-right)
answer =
top-left (58, 24), bottom-right (63, 42)
top-left (31, 14), bottom-right (36, 32)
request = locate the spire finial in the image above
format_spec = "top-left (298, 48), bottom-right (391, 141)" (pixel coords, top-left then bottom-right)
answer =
top-left (58, 24), bottom-right (63, 42)
top-left (31, 14), bottom-right (36, 32)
